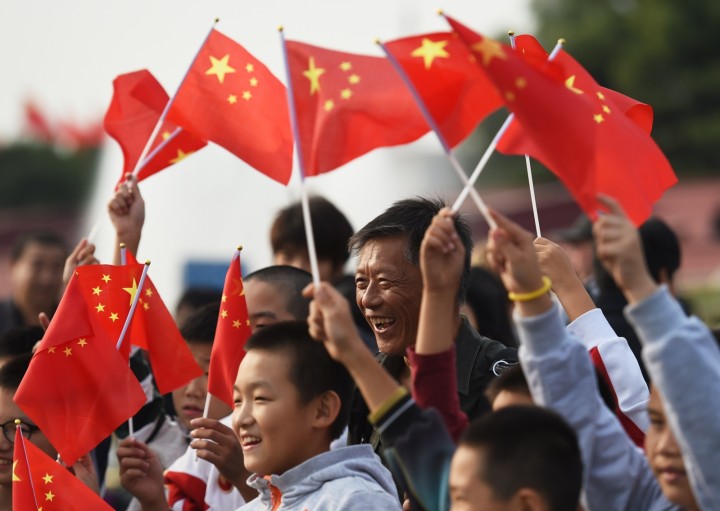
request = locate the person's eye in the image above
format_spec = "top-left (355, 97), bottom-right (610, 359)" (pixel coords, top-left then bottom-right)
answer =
top-left (355, 278), bottom-right (368, 290)
top-left (254, 396), bottom-right (269, 402)
top-left (233, 397), bottom-right (243, 407)
top-left (378, 279), bottom-right (392, 289)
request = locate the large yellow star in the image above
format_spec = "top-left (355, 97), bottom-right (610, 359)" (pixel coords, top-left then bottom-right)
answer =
top-left (12, 460), bottom-right (21, 482)
top-left (471, 37), bottom-right (507, 66)
top-left (170, 149), bottom-right (192, 164)
top-left (303, 57), bottom-right (325, 95)
top-left (410, 38), bottom-right (450, 70)
top-left (123, 278), bottom-right (138, 306)
top-left (565, 75), bottom-right (584, 95)
top-left (206, 54), bottom-right (236, 84)
top-left (42, 473), bottom-right (53, 484)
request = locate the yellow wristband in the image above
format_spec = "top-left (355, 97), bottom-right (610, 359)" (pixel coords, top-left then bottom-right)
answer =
top-left (508, 276), bottom-right (552, 302)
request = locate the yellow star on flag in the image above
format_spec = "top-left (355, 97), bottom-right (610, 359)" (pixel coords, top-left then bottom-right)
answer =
top-left (249, 77), bottom-right (258, 87)
top-left (593, 114), bottom-right (605, 124)
top-left (471, 38), bottom-right (507, 66)
top-left (565, 75), bottom-right (584, 95)
top-left (303, 57), bottom-right (326, 95)
top-left (12, 460), bottom-right (21, 482)
top-left (92, 286), bottom-right (102, 296)
top-left (232, 320), bottom-right (241, 328)
top-left (48, 347), bottom-right (56, 354)
top-left (63, 346), bottom-right (72, 357)
top-left (45, 490), bottom-right (55, 501)
top-left (505, 91), bottom-right (515, 101)
top-left (123, 278), bottom-right (139, 306)
top-left (101, 274), bottom-right (111, 283)
top-left (170, 149), bottom-right (192, 164)
top-left (77, 338), bottom-right (88, 347)
top-left (145, 289), bottom-right (153, 298)
top-left (602, 105), bottom-right (611, 114)
top-left (515, 77), bottom-right (527, 89)
top-left (143, 302), bottom-right (150, 311)
top-left (245, 63), bottom-right (254, 72)
top-left (242, 91), bottom-right (252, 101)
top-left (95, 303), bottom-right (105, 313)
top-left (206, 54), bottom-right (236, 84)
top-left (348, 74), bottom-right (360, 85)
top-left (221, 309), bottom-right (229, 318)
top-left (340, 88), bottom-right (352, 100)
top-left (340, 61), bottom-right (352, 71)
top-left (162, 131), bottom-right (171, 140)
top-left (42, 473), bottom-right (53, 484)
top-left (324, 100), bottom-right (335, 111)
top-left (228, 94), bottom-right (238, 104)
top-left (109, 312), bottom-right (119, 322)
top-left (222, 294), bottom-right (227, 303)
top-left (410, 38), bottom-right (450, 69)
top-left (596, 91), bottom-right (605, 100)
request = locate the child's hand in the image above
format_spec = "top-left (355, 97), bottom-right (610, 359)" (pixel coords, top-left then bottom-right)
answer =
top-left (70, 453), bottom-right (101, 495)
top-left (108, 174), bottom-right (145, 240)
top-left (190, 418), bottom-right (249, 489)
top-left (116, 437), bottom-right (166, 507)
top-left (62, 238), bottom-right (99, 287)
top-left (534, 237), bottom-right (579, 293)
top-left (593, 195), bottom-right (657, 303)
top-left (419, 208), bottom-right (465, 296)
top-left (305, 282), bottom-right (365, 365)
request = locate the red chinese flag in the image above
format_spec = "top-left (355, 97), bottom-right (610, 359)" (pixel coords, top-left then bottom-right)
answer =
top-left (207, 251), bottom-right (252, 408)
top-left (13, 429), bottom-right (114, 511)
top-left (382, 32), bottom-right (503, 148)
top-left (166, 29), bottom-right (293, 185)
top-left (14, 268), bottom-right (146, 465)
top-left (446, 16), bottom-right (677, 225)
top-left (285, 39), bottom-right (430, 177)
top-left (104, 69), bottom-right (207, 186)
top-left (124, 250), bottom-right (203, 394)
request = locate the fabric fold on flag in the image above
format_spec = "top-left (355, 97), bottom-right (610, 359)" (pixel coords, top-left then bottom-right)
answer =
top-left (14, 266), bottom-right (147, 464)
top-left (285, 39), bottom-right (430, 177)
top-left (103, 69), bottom-right (207, 186)
top-left (166, 29), bottom-right (293, 185)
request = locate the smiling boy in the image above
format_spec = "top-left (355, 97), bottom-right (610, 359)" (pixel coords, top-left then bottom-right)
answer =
top-left (233, 321), bottom-right (400, 510)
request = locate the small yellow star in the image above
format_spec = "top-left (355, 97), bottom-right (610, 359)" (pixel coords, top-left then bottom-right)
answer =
top-left (227, 94), bottom-right (238, 104)
top-left (348, 74), bottom-right (360, 85)
top-left (602, 105), bottom-right (611, 114)
top-left (77, 338), bottom-right (87, 347)
top-left (101, 274), bottom-right (111, 283)
top-left (109, 312), bottom-right (119, 322)
top-left (206, 54), bottom-right (236, 84)
top-left (340, 61), bottom-right (352, 71)
top-left (92, 286), bottom-right (102, 296)
top-left (221, 309), bottom-right (229, 318)
top-left (242, 91), bottom-right (252, 101)
top-left (42, 473), bottom-right (53, 484)
top-left (245, 63), bottom-right (254, 72)
top-left (145, 289), bottom-right (153, 298)
top-left (162, 131), bottom-right (171, 140)
top-left (249, 77), bottom-right (258, 87)
top-left (170, 149), bottom-right (192, 164)
top-left (410, 38), bottom-right (450, 69)
top-left (565, 75), bottom-right (584, 95)
top-left (505, 91), bottom-right (516, 101)
top-left (232, 320), bottom-right (241, 328)
top-left (143, 302), bottom-right (150, 311)
top-left (246, 319), bottom-right (251, 326)
top-left (471, 37), bottom-right (507, 66)
top-left (45, 490), bottom-right (55, 502)
top-left (63, 346), bottom-right (72, 357)
top-left (222, 294), bottom-right (227, 303)
top-left (303, 57), bottom-right (325, 95)
top-left (95, 303), bottom-right (105, 313)
top-left (515, 77), bottom-right (527, 89)
top-left (324, 99), bottom-right (335, 111)
top-left (597, 91), bottom-right (605, 100)
top-left (593, 114), bottom-right (605, 124)
top-left (48, 347), bottom-right (56, 354)
top-left (340, 88), bottom-right (352, 100)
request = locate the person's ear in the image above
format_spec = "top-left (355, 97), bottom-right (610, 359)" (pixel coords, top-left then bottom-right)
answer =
top-left (511, 487), bottom-right (550, 511)
top-left (311, 390), bottom-right (341, 429)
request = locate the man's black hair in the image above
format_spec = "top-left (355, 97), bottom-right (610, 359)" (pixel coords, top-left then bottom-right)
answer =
top-left (245, 265), bottom-right (312, 320)
top-left (0, 326), bottom-right (44, 358)
top-left (180, 302), bottom-right (220, 344)
top-left (460, 405), bottom-right (582, 511)
top-left (11, 231), bottom-right (67, 263)
top-left (176, 287), bottom-right (221, 314)
top-left (349, 196), bottom-right (473, 303)
top-left (270, 196), bottom-right (354, 272)
top-left (244, 321), bottom-right (353, 440)
top-left (465, 267), bottom-right (516, 346)
top-left (0, 352), bottom-right (33, 391)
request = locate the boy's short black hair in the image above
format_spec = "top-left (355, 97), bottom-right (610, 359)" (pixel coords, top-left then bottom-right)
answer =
top-left (180, 302), bottom-right (220, 344)
top-left (270, 196), bottom-right (354, 271)
top-left (460, 406), bottom-right (582, 511)
top-left (245, 266), bottom-right (312, 320)
top-left (0, 326), bottom-right (44, 358)
top-left (484, 364), bottom-right (529, 404)
top-left (11, 231), bottom-right (67, 263)
top-left (244, 321), bottom-right (353, 440)
top-left (0, 352), bottom-right (33, 391)
top-left (176, 287), bottom-right (221, 313)
top-left (349, 196), bottom-right (473, 303)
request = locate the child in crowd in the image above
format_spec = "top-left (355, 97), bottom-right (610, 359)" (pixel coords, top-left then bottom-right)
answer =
top-left (234, 321), bottom-right (400, 510)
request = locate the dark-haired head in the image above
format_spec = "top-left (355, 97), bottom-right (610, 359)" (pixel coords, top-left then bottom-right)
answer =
top-left (452, 406), bottom-right (582, 511)
top-left (245, 266), bottom-right (312, 322)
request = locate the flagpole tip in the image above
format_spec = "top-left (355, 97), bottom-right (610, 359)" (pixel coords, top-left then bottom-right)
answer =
top-left (374, 38), bottom-right (382, 45)
top-left (119, 242), bottom-right (126, 249)
top-left (508, 30), bottom-right (515, 36)
top-left (558, 38), bottom-right (566, 45)
top-left (436, 8), bottom-right (444, 15)
top-left (14, 419), bottom-right (21, 425)
top-left (214, 18), bottom-right (220, 24)
top-left (237, 245), bottom-right (243, 252)
top-left (144, 260), bottom-right (151, 266)
top-left (278, 25), bottom-right (284, 32)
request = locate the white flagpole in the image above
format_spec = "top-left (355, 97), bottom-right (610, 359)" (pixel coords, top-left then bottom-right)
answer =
top-left (118, 244), bottom-right (136, 437)
top-left (17, 423), bottom-right (41, 510)
top-left (278, 26), bottom-right (321, 287)
top-left (377, 39), bottom-right (495, 228)
top-left (116, 261), bottom-right (150, 352)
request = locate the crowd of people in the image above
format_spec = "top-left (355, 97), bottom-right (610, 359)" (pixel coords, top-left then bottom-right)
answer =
top-left (0, 174), bottom-right (718, 511)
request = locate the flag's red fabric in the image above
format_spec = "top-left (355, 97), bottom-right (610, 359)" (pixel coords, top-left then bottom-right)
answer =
top-left (124, 250), bottom-right (203, 394)
top-left (446, 16), bottom-right (676, 225)
top-left (14, 267), bottom-right (147, 465)
top-left (104, 69), bottom-right (207, 186)
top-left (166, 29), bottom-right (293, 185)
top-left (207, 251), bottom-right (251, 408)
top-left (382, 32), bottom-right (503, 148)
top-left (12, 429), bottom-right (114, 511)
top-left (285, 39), bottom-right (430, 177)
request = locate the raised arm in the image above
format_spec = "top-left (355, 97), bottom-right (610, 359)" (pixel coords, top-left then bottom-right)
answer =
top-left (108, 173), bottom-right (145, 264)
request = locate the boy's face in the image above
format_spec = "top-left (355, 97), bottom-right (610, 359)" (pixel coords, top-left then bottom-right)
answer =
top-left (10, 241), bottom-right (65, 310)
top-left (0, 388), bottom-right (56, 487)
top-left (232, 348), bottom-right (320, 476)
top-left (645, 386), bottom-right (697, 510)
top-left (449, 445), bottom-right (515, 511)
top-left (172, 342), bottom-right (231, 431)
